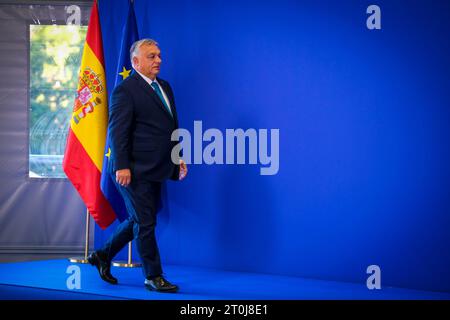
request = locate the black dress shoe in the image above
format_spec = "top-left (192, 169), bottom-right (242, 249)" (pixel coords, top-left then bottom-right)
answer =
top-left (87, 251), bottom-right (118, 285)
top-left (145, 276), bottom-right (179, 293)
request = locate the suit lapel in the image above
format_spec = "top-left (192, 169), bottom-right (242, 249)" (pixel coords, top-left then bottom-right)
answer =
top-left (132, 73), bottom-right (174, 121)
top-left (157, 78), bottom-right (179, 127)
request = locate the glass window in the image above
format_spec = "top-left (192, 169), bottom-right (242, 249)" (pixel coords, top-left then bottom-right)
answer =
top-left (29, 24), bottom-right (87, 178)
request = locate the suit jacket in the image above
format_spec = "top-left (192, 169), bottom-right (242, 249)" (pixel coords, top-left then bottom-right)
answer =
top-left (108, 72), bottom-right (180, 182)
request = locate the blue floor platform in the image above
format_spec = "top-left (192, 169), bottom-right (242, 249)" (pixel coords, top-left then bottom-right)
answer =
top-left (0, 259), bottom-right (449, 300)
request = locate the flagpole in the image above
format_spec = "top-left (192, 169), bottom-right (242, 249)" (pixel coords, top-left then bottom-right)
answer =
top-left (112, 241), bottom-right (142, 267)
top-left (69, 209), bottom-right (90, 263)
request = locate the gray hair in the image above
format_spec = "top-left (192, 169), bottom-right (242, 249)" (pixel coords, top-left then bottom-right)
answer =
top-left (130, 38), bottom-right (159, 65)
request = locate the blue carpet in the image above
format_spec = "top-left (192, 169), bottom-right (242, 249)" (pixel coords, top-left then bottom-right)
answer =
top-left (0, 259), bottom-right (449, 300)
top-left (0, 284), bottom-right (121, 300)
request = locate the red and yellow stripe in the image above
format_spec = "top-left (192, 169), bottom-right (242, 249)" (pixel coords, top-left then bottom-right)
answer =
top-left (63, 1), bottom-right (115, 229)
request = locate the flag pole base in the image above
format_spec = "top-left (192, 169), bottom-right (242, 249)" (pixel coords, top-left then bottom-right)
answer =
top-left (69, 209), bottom-right (91, 264)
top-left (112, 242), bottom-right (141, 267)
top-left (112, 261), bottom-right (142, 268)
top-left (68, 257), bottom-right (89, 264)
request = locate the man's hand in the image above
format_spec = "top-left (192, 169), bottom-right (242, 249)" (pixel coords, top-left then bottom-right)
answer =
top-left (179, 159), bottom-right (188, 181)
top-left (116, 169), bottom-right (131, 187)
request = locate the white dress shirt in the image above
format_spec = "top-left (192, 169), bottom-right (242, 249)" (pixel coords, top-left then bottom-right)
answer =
top-left (135, 70), bottom-right (172, 113)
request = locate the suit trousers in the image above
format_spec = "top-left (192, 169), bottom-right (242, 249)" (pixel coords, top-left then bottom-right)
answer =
top-left (98, 177), bottom-right (163, 279)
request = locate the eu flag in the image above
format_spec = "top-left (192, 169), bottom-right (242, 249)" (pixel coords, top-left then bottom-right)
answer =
top-left (100, 0), bottom-right (139, 222)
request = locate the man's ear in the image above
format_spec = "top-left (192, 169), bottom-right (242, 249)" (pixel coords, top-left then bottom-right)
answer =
top-left (132, 56), bottom-right (138, 68)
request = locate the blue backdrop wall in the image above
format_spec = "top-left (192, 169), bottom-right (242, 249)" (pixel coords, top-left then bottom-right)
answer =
top-left (95, 0), bottom-right (450, 293)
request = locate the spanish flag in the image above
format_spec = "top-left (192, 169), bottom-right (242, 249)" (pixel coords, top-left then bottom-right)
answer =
top-left (63, 0), bottom-right (116, 229)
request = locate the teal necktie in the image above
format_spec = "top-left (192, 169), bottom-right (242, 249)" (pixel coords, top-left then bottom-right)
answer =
top-left (151, 81), bottom-right (173, 117)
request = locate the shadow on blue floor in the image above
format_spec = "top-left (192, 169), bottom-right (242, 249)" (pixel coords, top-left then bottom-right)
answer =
top-left (0, 259), bottom-right (449, 300)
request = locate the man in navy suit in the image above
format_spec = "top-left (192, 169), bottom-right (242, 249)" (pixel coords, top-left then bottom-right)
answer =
top-left (88, 39), bottom-right (187, 293)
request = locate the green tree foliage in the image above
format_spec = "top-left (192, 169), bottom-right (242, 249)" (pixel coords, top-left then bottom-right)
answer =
top-left (29, 24), bottom-right (87, 177)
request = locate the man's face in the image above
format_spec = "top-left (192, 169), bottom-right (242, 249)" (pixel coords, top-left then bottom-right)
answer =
top-left (133, 44), bottom-right (161, 80)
